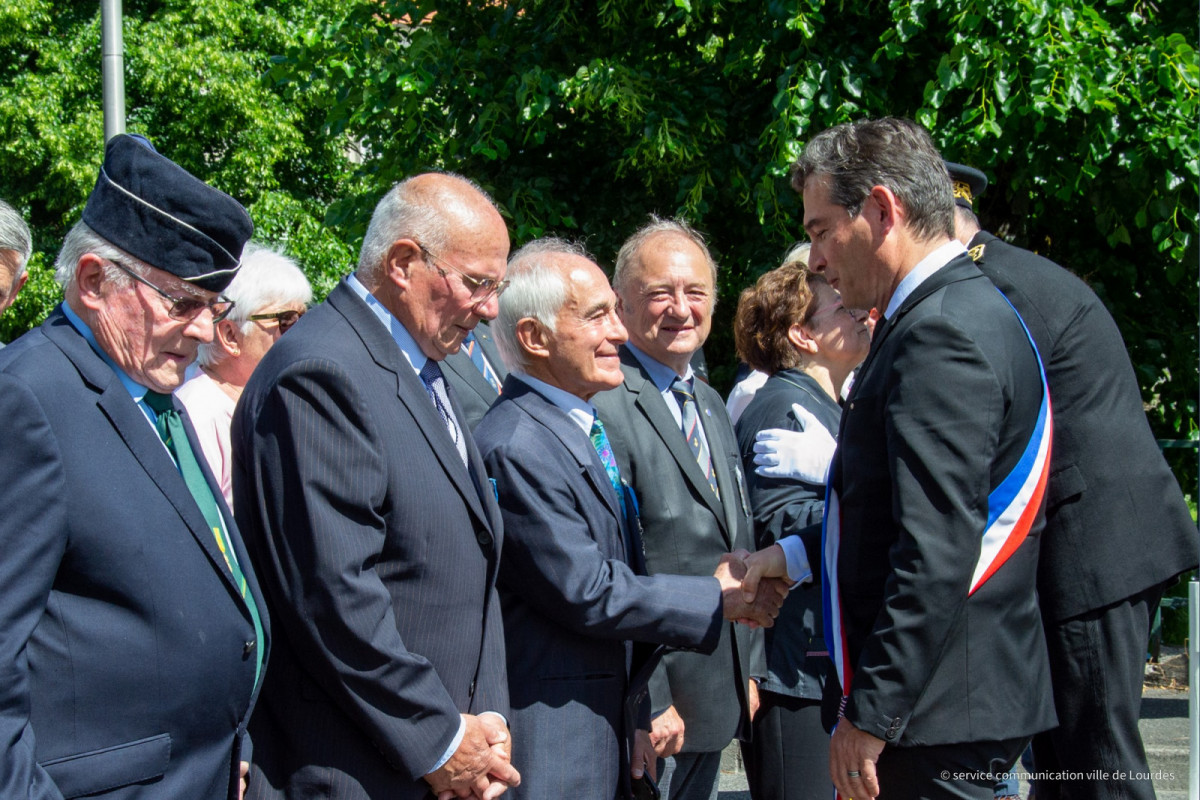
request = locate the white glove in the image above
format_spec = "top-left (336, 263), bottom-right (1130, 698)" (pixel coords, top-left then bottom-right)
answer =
top-left (752, 403), bottom-right (836, 484)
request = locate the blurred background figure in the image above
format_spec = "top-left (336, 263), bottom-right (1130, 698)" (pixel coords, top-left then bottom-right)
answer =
top-left (178, 243), bottom-right (312, 507)
top-left (732, 254), bottom-right (870, 800)
top-left (0, 198), bottom-right (32, 337)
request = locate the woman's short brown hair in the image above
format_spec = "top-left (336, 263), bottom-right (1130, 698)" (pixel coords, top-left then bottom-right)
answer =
top-left (733, 250), bottom-right (826, 374)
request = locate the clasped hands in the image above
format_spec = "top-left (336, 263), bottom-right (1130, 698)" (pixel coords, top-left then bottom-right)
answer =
top-left (714, 549), bottom-right (791, 628)
top-left (427, 713), bottom-right (520, 800)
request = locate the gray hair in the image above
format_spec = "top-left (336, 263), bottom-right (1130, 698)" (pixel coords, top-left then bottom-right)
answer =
top-left (493, 237), bottom-right (591, 373)
top-left (197, 243), bottom-right (313, 367)
top-left (0, 199), bottom-right (32, 281)
top-left (55, 220), bottom-right (153, 294)
top-left (356, 172), bottom-right (494, 286)
top-left (790, 117), bottom-right (955, 242)
top-left (612, 215), bottom-right (718, 298)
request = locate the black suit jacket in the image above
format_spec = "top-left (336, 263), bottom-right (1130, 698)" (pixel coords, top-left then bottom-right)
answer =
top-left (443, 321), bottom-right (508, 430)
top-left (233, 279), bottom-right (507, 800)
top-left (734, 369), bottom-right (835, 702)
top-left (0, 309), bottom-right (266, 799)
top-left (593, 347), bottom-right (761, 752)
top-left (833, 254), bottom-right (1056, 746)
top-left (477, 377), bottom-right (722, 799)
top-left (971, 232), bottom-right (1198, 619)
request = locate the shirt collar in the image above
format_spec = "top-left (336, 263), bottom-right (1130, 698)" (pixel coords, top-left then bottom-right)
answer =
top-left (346, 272), bottom-right (427, 375)
top-left (883, 240), bottom-right (967, 319)
top-left (625, 341), bottom-right (695, 392)
top-left (61, 301), bottom-right (150, 404)
top-left (511, 373), bottom-right (596, 436)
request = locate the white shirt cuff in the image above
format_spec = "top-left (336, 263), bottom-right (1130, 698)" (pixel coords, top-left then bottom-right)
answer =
top-left (778, 537), bottom-right (814, 586)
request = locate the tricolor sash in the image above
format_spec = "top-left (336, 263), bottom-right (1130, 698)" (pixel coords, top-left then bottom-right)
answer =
top-left (821, 288), bottom-right (1052, 718)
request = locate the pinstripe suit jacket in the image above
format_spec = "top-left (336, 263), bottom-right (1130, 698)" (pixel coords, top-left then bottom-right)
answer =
top-left (476, 378), bottom-right (721, 800)
top-left (592, 348), bottom-right (760, 753)
top-left (233, 279), bottom-right (507, 800)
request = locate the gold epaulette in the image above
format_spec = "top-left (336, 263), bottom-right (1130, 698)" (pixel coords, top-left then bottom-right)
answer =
top-left (968, 243), bottom-right (986, 262)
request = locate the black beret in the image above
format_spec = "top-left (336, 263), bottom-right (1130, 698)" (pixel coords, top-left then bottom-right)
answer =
top-left (82, 134), bottom-right (253, 293)
top-left (944, 161), bottom-right (988, 210)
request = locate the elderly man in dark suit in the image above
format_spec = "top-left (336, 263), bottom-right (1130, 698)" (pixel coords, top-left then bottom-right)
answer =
top-left (444, 320), bottom-right (507, 428)
top-left (233, 173), bottom-right (519, 800)
top-left (475, 238), bottom-right (787, 800)
top-left (0, 133), bottom-right (267, 799)
top-left (944, 162), bottom-right (1198, 800)
top-left (592, 217), bottom-right (762, 800)
top-left (744, 118), bottom-right (1057, 800)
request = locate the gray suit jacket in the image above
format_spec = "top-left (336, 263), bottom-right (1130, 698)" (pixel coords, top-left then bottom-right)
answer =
top-left (593, 348), bottom-right (760, 752)
top-left (443, 321), bottom-right (508, 430)
top-left (234, 279), bottom-right (507, 800)
top-left (477, 376), bottom-right (722, 798)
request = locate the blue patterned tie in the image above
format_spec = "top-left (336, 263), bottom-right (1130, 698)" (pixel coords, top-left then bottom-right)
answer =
top-left (420, 359), bottom-right (469, 467)
top-left (670, 377), bottom-right (719, 498)
top-left (464, 331), bottom-right (502, 393)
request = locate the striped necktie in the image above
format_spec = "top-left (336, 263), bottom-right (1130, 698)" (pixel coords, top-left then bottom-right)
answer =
top-left (420, 359), bottom-right (469, 467)
top-left (670, 377), bottom-right (719, 498)
top-left (464, 331), bottom-right (502, 393)
top-left (143, 390), bottom-right (263, 686)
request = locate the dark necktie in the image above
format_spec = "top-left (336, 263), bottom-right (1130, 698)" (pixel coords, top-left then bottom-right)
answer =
top-left (143, 390), bottom-right (263, 685)
top-left (464, 331), bottom-right (502, 394)
top-left (670, 377), bottom-right (719, 498)
top-left (420, 359), bottom-right (469, 467)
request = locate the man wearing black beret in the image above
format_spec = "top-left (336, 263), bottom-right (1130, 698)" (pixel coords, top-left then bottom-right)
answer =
top-left (947, 161), bottom-right (1198, 800)
top-left (0, 133), bottom-right (269, 799)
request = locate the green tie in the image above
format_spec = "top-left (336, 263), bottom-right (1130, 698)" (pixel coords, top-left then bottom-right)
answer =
top-left (143, 391), bottom-right (263, 687)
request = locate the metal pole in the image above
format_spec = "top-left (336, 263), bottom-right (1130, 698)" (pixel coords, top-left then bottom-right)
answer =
top-left (1189, 578), bottom-right (1197, 799)
top-left (100, 0), bottom-right (125, 141)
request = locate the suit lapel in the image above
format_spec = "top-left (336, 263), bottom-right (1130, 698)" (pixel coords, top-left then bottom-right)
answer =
top-left (443, 349), bottom-right (495, 407)
top-left (692, 385), bottom-right (742, 544)
top-left (326, 283), bottom-right (493, 533)
top-left (619, 349), bottom-right (729, 539)
top-left (43, 312), bottom-right (246, 597)
top-left (509, 380), bottom-right (625, 532)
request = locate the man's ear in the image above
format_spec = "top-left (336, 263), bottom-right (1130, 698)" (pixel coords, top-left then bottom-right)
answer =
top-left (11, 271), bottom-right (27, 299)
top-left (215, 318), bottom-right (241, 357)
top-left (787, 322), bottom-right (819, 356)
top-left (515, 317), bottom-right (550, 361)
top-left (75, 254), bottom-right (111, 312)
top-left (384, 239), bottom-right (424, 291)
top-left (864, 185), bottom-right (901, 235)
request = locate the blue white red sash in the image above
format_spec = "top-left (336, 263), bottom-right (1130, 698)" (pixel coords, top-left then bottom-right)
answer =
top-left (821, 289), bottom-right (1052, 715)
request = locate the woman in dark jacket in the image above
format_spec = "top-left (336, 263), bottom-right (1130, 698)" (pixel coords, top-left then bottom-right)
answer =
top-left (733, 246), bottom-right (870, 800)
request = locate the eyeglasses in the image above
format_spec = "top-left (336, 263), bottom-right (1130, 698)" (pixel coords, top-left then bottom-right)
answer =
top-left (809, 301), bottom-right (866, 324)
top-left (421, 246), bottom-right (510, 304)
top-left (111, 261), bottom-right (235, 322)
top-left (248, 309), bottom-right (305, 333)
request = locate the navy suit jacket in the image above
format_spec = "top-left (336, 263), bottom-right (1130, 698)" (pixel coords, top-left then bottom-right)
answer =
top-left (0, 308), bottom-right (267, 800)
top-left (970, 232), bottom-right (1197, 619)
top-left (233, 279), bottom-right (507, 800)
top-left (443, 321), bottom-right (508, 430)
top-left (592, 349), bottom-right (761, 752)
top-left (833, 255), bottom-right (1056, 746)
top-left (476, 377), bottom-right (722, 799)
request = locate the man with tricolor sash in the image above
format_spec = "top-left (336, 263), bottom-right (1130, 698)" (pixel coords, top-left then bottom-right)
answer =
top-left (742, 117), bottom-right (1056, 800)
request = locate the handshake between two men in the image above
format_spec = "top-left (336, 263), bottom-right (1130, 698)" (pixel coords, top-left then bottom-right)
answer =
top-left (714, 550), bottom-right (793, 629)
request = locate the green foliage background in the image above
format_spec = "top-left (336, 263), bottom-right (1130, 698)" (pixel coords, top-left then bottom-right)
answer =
top-left (1, 0), bottom-right (1196, 490)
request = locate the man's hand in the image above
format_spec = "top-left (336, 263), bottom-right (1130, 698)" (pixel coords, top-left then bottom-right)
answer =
top-left (632, 729), bottom-right (658, 781)
top-left (747, 679), bottom-right (760, 722)
top-left (715, 550), bottom-right (789, 628)
top-left (239, 761), bottom-right (249, 800)
top-left (752, 404), bottom-right (837, 484)
top-left (737, 544), bottom-right (790, 605)
top-left (426, 714), bottom-right (521, 800)
top-left (649, 705), bottom-right (685, 758)
top-left (829, 718), bottom-right (886, 799)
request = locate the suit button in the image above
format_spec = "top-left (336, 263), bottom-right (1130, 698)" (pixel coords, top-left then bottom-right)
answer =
top-left (244, 640), bottom-right (256, 656)
top-left (885, 729), bottom-right (897, 740)
top-left (477, 532), bottom-right (493, 547)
